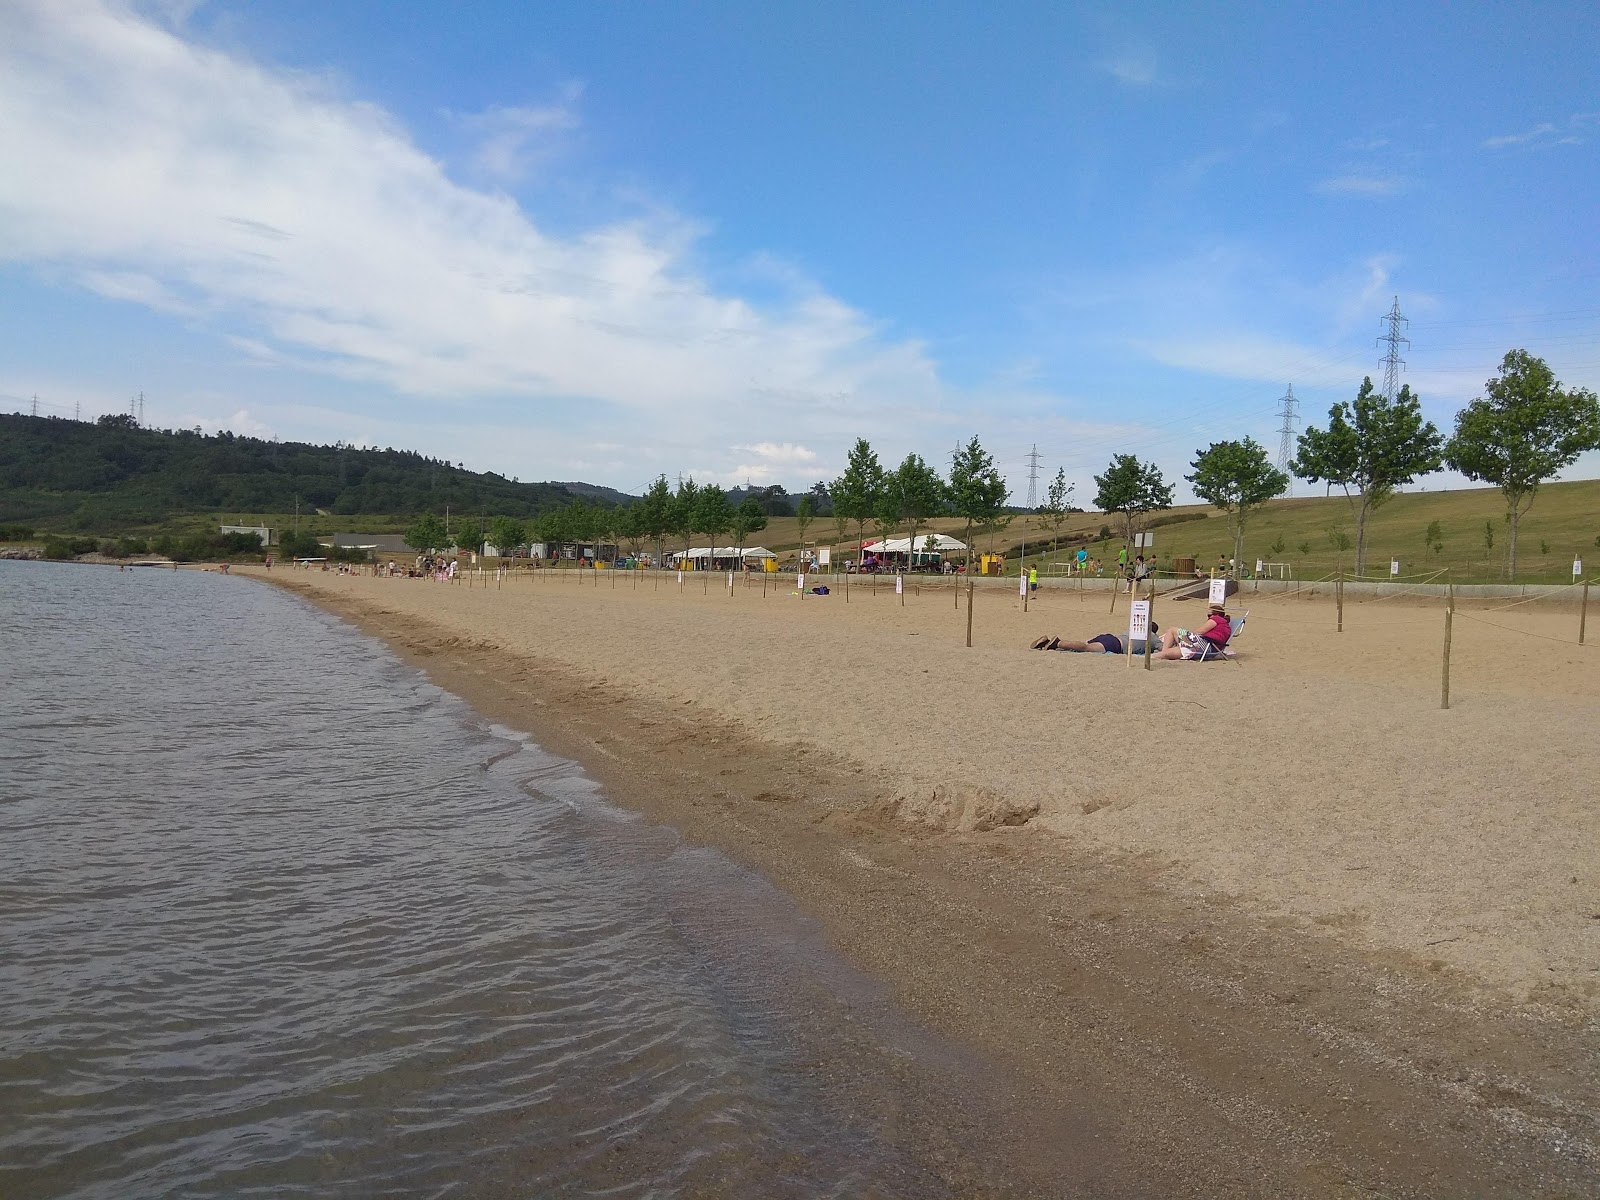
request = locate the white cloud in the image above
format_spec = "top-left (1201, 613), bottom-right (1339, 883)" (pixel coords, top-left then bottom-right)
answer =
top-left (454, 90), bottom-right (582, 181)
top-left (732, 442), bottom-right (817, 465)
top-left (1482, 122), bottom-right (1558, 148)
top-left (1313, 174), bottom-right (1408, 196)
top-left (0, 0), bottom-right (974, 485)
top-left (1101, 53), bottom-right (1159, 86)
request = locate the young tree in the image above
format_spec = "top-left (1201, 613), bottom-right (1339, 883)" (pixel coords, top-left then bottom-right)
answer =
top-left (794, 494), bottom-right (816, 554)
top-left (872, 473), bottom-right (902, 558)
top-left (404, 512), bottom-right (449, 553)
top-left (486, 515), bottom-right (527, 556)
top-left (1444, 349), bottom-right (1600, 579)
top-left (948, 436), bottom-right (1009, 571)
top-left (1186, 437), bottom-right (1288, 577)
top-left (1037, 467), bottom-right (1073, 562)
top-left (1092, 455), bottom-right (1174, 553)
top-left (616, 503), bottom-right (646, 559)
top-left (1424, 520), bottom-right (1444, 557)
top-left (830, 438), bottom-right (885, 568)
top-left (694, 484), bottom-right (734, 566)
top-left (729, 495), bottom-right (768, 562)
top-left (1292, 378), bottom-right (1443, 575)
top-left (669, 478), bottom-right (699, 566)
top-left (895, 453), bottom-right (947, 569)
top-left (639, 475), bottom-right (673, 566)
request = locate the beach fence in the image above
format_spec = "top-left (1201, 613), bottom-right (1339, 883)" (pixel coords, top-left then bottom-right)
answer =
top-left (331, 557), bottom-right (1597, 711)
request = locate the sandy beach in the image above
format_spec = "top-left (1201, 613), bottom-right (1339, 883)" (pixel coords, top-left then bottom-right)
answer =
top-left (254, 565), bottom-right (1600, 1193)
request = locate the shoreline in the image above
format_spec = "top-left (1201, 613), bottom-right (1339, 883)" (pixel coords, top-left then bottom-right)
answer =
top-left (251, 568), bottom-right (1598, 1193)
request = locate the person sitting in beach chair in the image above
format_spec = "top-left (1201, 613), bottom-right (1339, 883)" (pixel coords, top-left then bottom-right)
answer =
top-left (1029, 623), bottom-right (1158, 655)
top-left (1151, 603), bottom-right (1234, 660)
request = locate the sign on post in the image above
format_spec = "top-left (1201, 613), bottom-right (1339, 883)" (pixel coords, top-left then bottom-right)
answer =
top-left (677, 571), bottom-right (683, 584)
top-left (1391, 560), bottom-right (1400, 576)
top-left (1208, 577), bottom-right (1228, 606)
top-left (1575, 559), bottom-right (1584, 577)
top-left (1256, 559), bottom-right (1264, 575)
top-left (896, 574), bottom-right (904, 594)
top-left (818, 547), bottom-right (831, 566)
top-left (1019, 570), bottom-right (1028, 597)
top-left (798, 572), bottom-right (806, 592)
top-left (727, 570), bottom-right (734, 590)
top-left (1127, 599), bottom-right (1150, 665)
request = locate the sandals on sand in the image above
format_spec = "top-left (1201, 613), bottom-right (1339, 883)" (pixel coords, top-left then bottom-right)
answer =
top-left (1030, 636), bottom-right (1051, 650)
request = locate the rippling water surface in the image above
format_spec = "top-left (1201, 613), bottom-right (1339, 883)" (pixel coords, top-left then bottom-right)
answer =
top-left (0, 563), bottom-right (945, 1198)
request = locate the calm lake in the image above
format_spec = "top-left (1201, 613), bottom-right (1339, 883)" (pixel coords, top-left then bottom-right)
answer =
top-left (0, 562), bottom-right (970, 1198)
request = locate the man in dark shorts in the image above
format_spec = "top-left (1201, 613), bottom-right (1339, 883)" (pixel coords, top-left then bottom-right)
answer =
top-left (1029, 624), bottom-right (1157, 654)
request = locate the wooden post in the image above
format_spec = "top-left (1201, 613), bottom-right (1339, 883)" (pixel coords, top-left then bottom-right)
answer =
top-left (1581, 580), bottom-right (1590, 645)
top-left (1336, 569), bottom-right (1344, 633)
top-left (899, 571), bottom-right (905, 607)
top-left (965, 574), bottom-right (975, 647)
top-left (1144, 578), bottom-right (1156, 671)
top-left (1441, 582), bottom-right (1454, 710)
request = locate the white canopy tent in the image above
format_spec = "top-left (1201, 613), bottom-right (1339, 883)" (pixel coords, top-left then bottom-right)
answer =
top-left (860, 534), bottom-right (967, 555)
top-left (669, 546), bottom-right (777, 563)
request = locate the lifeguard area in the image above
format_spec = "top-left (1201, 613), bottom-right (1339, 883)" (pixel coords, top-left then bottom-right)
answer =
top-left (261, 562), bottom-right (1600, 1021)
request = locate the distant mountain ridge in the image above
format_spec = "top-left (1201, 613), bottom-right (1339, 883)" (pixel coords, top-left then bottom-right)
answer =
top-left (0, 412), bottom-right (635, 532)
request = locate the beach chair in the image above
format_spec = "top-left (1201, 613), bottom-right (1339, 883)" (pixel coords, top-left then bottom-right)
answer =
top-left (1193, 610), bottom-right (1247, 662)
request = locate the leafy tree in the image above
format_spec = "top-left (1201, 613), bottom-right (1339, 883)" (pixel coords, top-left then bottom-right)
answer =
top-left (639, 475), bottom-right (673, 565)
top-left (486, 516), bottom-right (527, 555)
top-left (694, 484), bottom-right (734, 563)
top-left (95, 413), bottom-right (138, 429)
top-left (895, 453), bottom-right (947, 568)
top-left (830, 438), bottom-right (885, 566)
top-left (404, 512), bottom-right (450, 552)
top-left (947, 436), bottom-right (1009, 569)
top-left (1092, 455), bottom-right (1174, 552)
top-left (1186, 437), bottom-right (1288, 577)
top-left (1038, 467), bottom-right (1073, 560)
top-left (1483, 520), bottom-right (1495, 553)
top-left (794, 494), bottom-right (816, 552)
top-left (669, 478), bottom-right (699, 564)
top-left (1292, 378), bottom-right (1443, 575)
top-left (1444, 349), bottom-right (1600, 578)
top-left (872, 472), bottom-right (902, 555)
top-left (616, 503), bottom-right (646, 558)
top-left (729, 495), bottom-right (768, 560)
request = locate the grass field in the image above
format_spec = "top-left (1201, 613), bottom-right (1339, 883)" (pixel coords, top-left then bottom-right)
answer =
top-left (754, 479), bottom-right (1600, 585)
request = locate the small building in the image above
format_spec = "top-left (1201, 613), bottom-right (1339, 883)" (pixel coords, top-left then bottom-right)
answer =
top-left (220, 524), bottom-right (272, 545)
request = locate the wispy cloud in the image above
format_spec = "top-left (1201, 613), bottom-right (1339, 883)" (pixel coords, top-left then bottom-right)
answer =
top-left (1313, 174), bottom-right (1408, 196)
top-left (1100, 51), bottom-right (1159, 87)
top-left (1483, 113), bottom-right (1594, 149)
top-left (0, 0), bottom-right (1002, 485)
top-left (1483, 122), bottom-right (1558, 149)
top-left (454, 89), bottom-right (582, 181)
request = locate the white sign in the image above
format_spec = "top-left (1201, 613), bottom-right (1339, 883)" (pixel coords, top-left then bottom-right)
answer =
top-left (1390, 559), bottom-right (1400, 576)
top-left (1575, 559), bottom-right (1584, 577)
top-left (1256, 559), bottom-right (1264, 575)
top-left (1128, 599), bottom-right (1151, 643)
top-left (818, 547), bottom-right (831, 566)
top-left (1133, 531), bottom-right (1154, 548)
top-left (896, 574), bottom-right (904, 594)
top-left (1208, 577), bottom-right (1228, 606)
top-left (727, 571), bottom-right (734, 590)
top-left (798, 572), bottom-right (806, 591)
top-left (1019, 570), bottom-right (1028, 596)
top-left (677, 571), bottom-right (683, 584)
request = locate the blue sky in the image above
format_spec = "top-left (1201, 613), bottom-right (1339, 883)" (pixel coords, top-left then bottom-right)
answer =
top-left (3, 0), bottom-right (1597, 500)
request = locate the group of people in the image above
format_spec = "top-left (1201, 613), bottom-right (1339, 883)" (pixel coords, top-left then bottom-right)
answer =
top-left (1027, 601), bottom-right (1235, 661)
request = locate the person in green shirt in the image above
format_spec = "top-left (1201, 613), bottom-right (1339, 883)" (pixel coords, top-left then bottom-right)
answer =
top-left (1027, 565), bottom-right (1038, 592)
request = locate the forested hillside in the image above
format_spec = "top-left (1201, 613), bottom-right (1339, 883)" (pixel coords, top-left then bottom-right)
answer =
top-left (0, 413), bottom-right (609, 530)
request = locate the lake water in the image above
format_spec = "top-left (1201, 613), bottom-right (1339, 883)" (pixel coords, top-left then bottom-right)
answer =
top-left (0, 562), bottom-right (964, 1198)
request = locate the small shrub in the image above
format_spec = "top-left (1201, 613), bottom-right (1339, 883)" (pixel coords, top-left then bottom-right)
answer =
top-left (1268, 536), bottom-right (1286, 556)
top-left (1297, 541), bottom-right (1311, 556)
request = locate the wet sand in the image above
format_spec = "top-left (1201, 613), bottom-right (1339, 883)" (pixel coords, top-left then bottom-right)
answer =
top-left (254, 566), bottom-right (1600, 1194)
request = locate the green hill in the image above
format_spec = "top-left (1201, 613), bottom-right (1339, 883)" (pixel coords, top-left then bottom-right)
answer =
top-left (0, 413), bottom-right (613, 533)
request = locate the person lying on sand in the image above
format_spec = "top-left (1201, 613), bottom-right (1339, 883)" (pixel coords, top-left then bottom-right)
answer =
top-left (1030, 623), bottom-right (1159, 656)
top-left (1150, 604), bottom-right (1232, 660)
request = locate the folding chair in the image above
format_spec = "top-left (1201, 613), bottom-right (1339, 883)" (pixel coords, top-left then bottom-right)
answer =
top-left (1193, 610), bottom-right (1247, 662)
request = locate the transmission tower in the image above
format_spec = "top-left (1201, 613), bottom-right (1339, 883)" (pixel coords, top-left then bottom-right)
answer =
top-left (1274, 385), bottom-right (1299, 496)
top-left (31, 393), bottom-right (38, 417)
top-left (1377, 296), bottom-right (1409, 401)
top-left (1024, 443), bottom-right (1042, 510)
